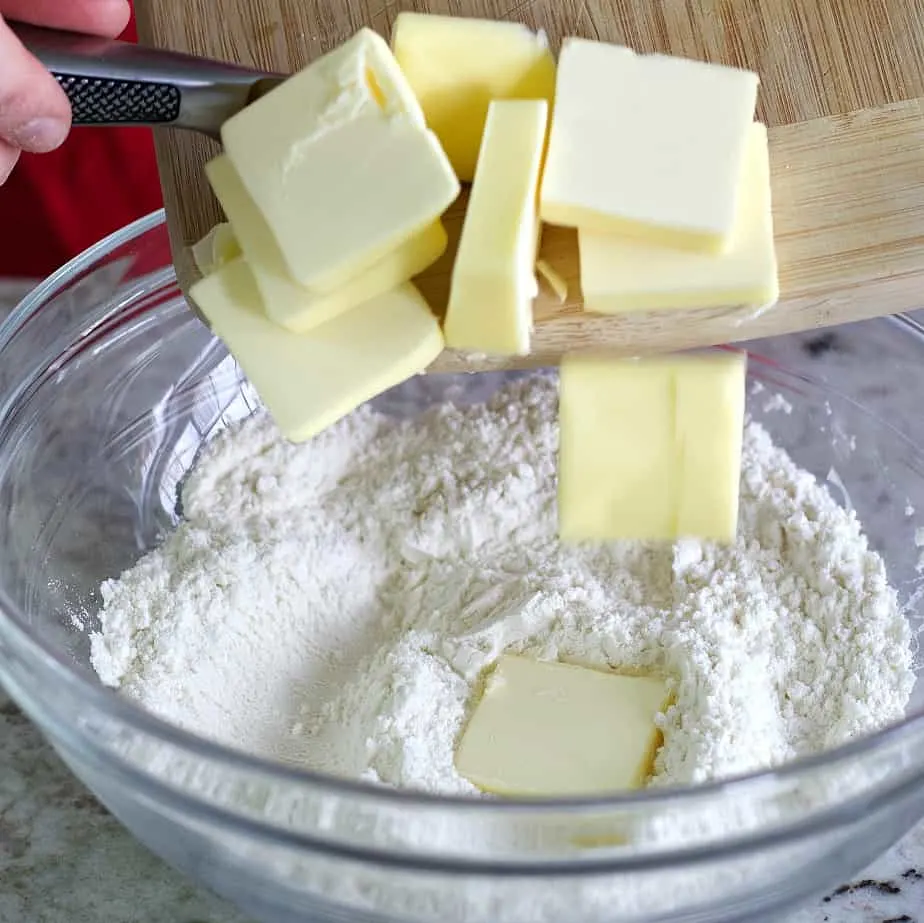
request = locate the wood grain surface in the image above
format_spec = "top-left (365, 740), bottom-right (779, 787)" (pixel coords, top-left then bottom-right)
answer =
top-left (136, 0), bottom-right (924, 369)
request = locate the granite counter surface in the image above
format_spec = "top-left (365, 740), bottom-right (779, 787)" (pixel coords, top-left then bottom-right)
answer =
top-left (1, 278), bottom-right (924, 923)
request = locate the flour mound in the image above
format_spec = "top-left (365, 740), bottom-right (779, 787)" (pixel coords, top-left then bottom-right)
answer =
top-left (91, 375), bottom-right (914, 792)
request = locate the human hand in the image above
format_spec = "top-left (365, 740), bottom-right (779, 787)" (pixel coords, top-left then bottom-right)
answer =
top-left (0, 0), bottom-right (131, 183)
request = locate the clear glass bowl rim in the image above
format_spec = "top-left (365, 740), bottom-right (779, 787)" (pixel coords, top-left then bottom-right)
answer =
top-left (2, 207), bottom-right (923, 819)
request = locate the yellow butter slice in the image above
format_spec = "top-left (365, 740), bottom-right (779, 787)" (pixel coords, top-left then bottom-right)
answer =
top-left (444, 99), bottom-right (547, 356)
top-left (206, 155), bottom-right (448, 333)
top-left (579, 124), bottom-right (778, 314)
top-left (541, 38), bottom-right (758, 252)
top-left (221, 28), bottom-right (459, 291)
top-left (536, 258), bottom-right (568, 303)
top-left (191, 223), bottom-right (241, 276)
top-left (392, 12), bottom-right (555, 182)
top-left (455, 656), bottom-right (669, 797)
top-left (190, 264), bottom-right (443, 442)
top-left (559, 356), bottom-right (677, 542)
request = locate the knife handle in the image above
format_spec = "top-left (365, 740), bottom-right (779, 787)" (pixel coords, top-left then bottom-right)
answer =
top-left (9, 21), bottom-right (279, 138)
top-left (52, 73), bottom-right (182, 127)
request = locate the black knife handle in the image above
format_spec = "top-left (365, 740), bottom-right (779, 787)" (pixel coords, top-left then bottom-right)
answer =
top-left (52, 73), bottom-right (182, 125)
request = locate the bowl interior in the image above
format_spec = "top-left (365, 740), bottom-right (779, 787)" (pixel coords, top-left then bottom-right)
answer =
top-left (0, 234), bottom-right (923, 771)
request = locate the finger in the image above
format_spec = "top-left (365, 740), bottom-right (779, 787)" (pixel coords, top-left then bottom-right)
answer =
top-left (0, 0), bottom-right (130, 38)
top-left (0, 138), bottom-right (20, 185)
top-left (0, 17), bottom-right (70, 153)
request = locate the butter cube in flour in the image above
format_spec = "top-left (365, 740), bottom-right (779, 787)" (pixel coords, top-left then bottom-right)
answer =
top-left (455, 655), bottom-right (670, 796)
top-left (206, 155), bottom-right (448, 333)
top-left (221, 29), bottom-right (459, 291)
top-left (391, 13), bottom-right (556, 181)
top-left (541, 39), bottom-right (758, 251)
top-left (444, 100), bottom-right (547, 356)
top-left (190, 264), bottom-right (443, 442)
top-left (558, 352), bottom-right (746, 542)
top-left (580, 124), bottom-right (779, 314)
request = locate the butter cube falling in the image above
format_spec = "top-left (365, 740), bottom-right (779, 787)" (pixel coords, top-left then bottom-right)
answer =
top-left (455, 656), bottom-right (669, 797)
top-left (221, 28), bottom-right (459, 292)
top-left (560, 359), bottom-right (677, 540)
top-left (674, 355), bottom-right (747, 539)
top-left (558, 352), bottom-right (747, 542)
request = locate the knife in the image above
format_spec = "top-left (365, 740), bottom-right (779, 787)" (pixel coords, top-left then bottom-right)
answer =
top-left (10, 21), bottom-right (285, 141)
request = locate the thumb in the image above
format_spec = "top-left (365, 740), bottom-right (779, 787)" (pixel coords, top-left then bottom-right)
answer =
top-left (0, 15), bottom-right (71, 153)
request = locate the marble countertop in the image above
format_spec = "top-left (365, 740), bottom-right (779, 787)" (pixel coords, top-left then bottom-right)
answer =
top-left (1, 278), bottom-right (924, 923)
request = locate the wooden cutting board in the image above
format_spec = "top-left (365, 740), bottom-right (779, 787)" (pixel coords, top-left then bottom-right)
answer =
top-left (136, 0), bottom-right (924, 373)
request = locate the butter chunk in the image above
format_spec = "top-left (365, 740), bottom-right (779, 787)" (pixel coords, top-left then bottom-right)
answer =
top-left (206, 155), bottom-right (448, 333)
top-left (580, 124), bottom-right (778, 313)
top-left (675, 353), bottom-right (746, 540)
top-left (191, 223), bottom-right (241, 276)
top-left (391, 13), bottom-right (556, 181)
top-left (455, 656), bottom-right (669, 796)
top-left (558, 352), bottom-right (746, 542)
top-left (444, 100), bottom-right (547, 356)
top-left (190, 264), bottom-right (443, 442)
top-left (536, 258), bottom-right (568, 303)
top-left (541, 39), bottom-right (758, 251)
top-left (221, 29), bottom-right (459, 291)
top-left (559, 356), bottom-right (677, 542)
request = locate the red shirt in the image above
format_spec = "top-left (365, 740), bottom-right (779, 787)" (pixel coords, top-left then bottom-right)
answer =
top-left (0, 11), bottom-right (163, 277)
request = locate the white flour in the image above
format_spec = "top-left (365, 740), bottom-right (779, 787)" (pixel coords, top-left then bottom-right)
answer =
top-left (90, 375), bottom-right (913, 795)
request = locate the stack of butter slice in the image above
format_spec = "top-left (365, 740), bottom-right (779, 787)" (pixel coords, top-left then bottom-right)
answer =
top-left (190, 29), bottom-right (458, 443)
top-left (191, 18), bottom-right (782, 445)
top-left (540, 38), bottom-right (779, 315)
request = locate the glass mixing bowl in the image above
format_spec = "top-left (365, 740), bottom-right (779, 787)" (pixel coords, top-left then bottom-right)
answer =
top-left (1, 211), bottom-right (924, 923)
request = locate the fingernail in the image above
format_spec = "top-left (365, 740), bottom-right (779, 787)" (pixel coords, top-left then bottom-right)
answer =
top-left (10, 117), bottom-right (68, 153)
top-left (0, 153), bottom-right (18, 185)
